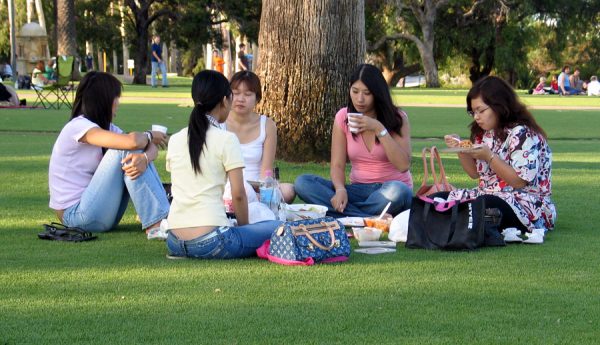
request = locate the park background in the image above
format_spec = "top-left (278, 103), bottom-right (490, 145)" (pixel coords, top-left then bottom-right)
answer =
top-left (2, 1), bottom-right (600, 344)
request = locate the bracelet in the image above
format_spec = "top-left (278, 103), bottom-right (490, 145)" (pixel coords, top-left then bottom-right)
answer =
top-left (487, 153), bottom-right (496, 165)
top-left (143, 152), bottom-right (149, 169)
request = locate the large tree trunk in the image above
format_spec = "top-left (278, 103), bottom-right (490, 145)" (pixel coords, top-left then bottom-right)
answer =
top-left (256, 0), bottom-right (366, 162)
top-left (56, 0), bottom-right (77, 56)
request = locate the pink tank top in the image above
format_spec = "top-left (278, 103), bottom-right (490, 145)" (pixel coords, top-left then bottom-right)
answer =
top-left (334, 107), bottom-right (413, 188)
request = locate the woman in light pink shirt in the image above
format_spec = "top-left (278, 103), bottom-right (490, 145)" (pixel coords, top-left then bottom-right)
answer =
top-left (48, 72), bottom-right (170, 237)
top-left (294, 64), bottom-right (413, 217)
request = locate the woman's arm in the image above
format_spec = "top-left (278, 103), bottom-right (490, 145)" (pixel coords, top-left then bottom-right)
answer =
top-left (260, 117), bottom-right (277, 178)
top-left (468, 146), bottom-right (527, 188)
top-left (229, 168), bottom-right (249, 225)
top-left (81, 128), bottom-right (167, 150)
top-left (330, 123), bottom-right (348, 212)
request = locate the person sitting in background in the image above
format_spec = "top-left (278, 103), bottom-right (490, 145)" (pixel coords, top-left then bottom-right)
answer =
top-left (45, 59), bottom-right (57, 81)
top-left (32, 61), bottom-right (55, 88)
top-left (0, 61), bottom-right (13, 80)
top-left (224, 71), bottom-right (296, 204)
top-left (558, 65), bottom-right (577, 95)
top-left (532, 76), bottom-right (547, 95)
top-left (165, 70), bottom-right (282, 259)
top-left (0, 82), bottom-right (21, 106)
top-left (569, 68), bottom-right (584, 94)
top-left (295, 64), bottom-right (413, 218)
top-left (549, 75), bottom-right (559, 94)
top-left (587, 76), bottom-right (600, 96)
top-left (443, 76), bottom-right (555, 244)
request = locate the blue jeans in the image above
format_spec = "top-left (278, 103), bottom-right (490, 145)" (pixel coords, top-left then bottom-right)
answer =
top-left (62, 149), bottom-right (170, 232)
top-left (151, 61), bottom-right (168, 87)
top-left (166, 221), bottom-right (283, 259)
top-left (294, 174), bottom-right (412, 218)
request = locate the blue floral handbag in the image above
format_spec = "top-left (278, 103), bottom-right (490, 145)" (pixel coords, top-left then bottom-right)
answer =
top-left (269, 217), bottom-right (351, 264)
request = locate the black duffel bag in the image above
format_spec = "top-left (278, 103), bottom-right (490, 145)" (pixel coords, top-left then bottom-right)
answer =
top-left (406, 195), bottom-right (485, 250)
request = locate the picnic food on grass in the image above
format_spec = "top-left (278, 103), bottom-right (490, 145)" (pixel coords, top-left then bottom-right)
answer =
top-left (363, 215), bottom-right (392, 232)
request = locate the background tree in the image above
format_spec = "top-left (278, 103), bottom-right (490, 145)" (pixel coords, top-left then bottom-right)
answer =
top-left (56, 0), bottom-right (77, 56)
top-left (256, 0), bottom-right (366, 161)
top-left (370, 0), bottom-right (450, 87)
top-left (365, 0), bottom-right (421, 86)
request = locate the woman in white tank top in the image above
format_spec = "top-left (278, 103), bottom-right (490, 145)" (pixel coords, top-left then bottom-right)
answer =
top-left (225, 71), bottom-right (296, 203)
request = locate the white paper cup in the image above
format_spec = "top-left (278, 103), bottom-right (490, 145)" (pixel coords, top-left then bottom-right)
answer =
top-left (347, 112), bottom-right (363, 133)
top-left (152, 124), bottom-right (168, 134)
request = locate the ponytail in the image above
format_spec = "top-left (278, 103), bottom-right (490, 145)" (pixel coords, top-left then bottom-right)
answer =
top-left (187, 70), bottom-right (232, 175)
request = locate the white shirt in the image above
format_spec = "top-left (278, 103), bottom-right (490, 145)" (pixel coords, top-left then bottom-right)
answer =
top-left (587, 80), bottom-right (600, 96)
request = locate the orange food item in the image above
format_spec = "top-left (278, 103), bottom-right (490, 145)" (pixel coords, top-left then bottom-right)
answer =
top-left (459, 140), bottom-right (473, 148)
top-left (363, 216), bottom-right (392, 232)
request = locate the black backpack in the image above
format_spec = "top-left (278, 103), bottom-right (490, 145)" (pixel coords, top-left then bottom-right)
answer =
top-left (17, 75), bottom-right (31, 90)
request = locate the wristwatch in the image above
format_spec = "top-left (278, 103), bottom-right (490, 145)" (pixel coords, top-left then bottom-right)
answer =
top-left (377, 128), bottom-right (388, 138)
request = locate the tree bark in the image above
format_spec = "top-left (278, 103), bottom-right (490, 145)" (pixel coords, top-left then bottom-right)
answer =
top-left (56, 0), bottom-right (77, 56)
top-left (256, 0), bottom-right (366, 162)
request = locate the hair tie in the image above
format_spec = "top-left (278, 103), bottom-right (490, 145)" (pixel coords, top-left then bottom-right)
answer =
top-left (196, 101), bottom-right (203, 106)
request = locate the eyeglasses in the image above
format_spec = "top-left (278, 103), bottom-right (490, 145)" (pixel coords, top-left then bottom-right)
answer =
top-left (467, 106), bottom-right (490, 117)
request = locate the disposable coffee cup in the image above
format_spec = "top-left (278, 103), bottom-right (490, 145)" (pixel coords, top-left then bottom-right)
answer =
top-left (152, 124), bottom-right (168, 134)
top-left (347, 112), bottom-right (363, 133)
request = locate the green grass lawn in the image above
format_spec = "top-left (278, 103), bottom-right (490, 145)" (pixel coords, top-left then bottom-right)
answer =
top-left (1, 87), bottom-right (600, 344)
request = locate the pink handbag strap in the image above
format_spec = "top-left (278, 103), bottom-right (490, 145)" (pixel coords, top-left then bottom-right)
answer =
top-left (420, 147), bottom-right (431, 189)
top-left (430, 146), bottom-right (452, 192)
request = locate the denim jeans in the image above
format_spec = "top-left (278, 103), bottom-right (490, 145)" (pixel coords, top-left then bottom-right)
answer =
top-left (151, 61), bottom-right (168, 87)
top-left (166, 220), bottom-right (283, 259)
top-left (62, 149), bottom-right (170, 232)
top-left (294, 174), bottom-right (412, 218)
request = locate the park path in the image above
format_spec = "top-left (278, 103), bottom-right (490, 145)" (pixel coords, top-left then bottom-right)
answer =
top-left (120, 95), bottom-right (600, 110)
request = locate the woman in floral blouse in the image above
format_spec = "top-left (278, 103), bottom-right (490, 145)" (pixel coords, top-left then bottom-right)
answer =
top-left (444, 76), bottom-right (556, 244)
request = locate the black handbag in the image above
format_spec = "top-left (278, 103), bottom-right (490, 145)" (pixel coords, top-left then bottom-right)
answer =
top-left (406, 195), bottom-right (485, 250)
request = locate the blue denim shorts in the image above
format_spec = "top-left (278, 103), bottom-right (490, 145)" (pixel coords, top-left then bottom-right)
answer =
top-left (167, 226), bottom-right (240, 259)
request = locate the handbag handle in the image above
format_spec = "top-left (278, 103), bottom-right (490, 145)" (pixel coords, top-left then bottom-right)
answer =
top-left (298, 222), bottom-right (337, 251)
top-left (429, 146), bottom-right (452, 192)
top-left (419, 147), bottom-right (431, 189)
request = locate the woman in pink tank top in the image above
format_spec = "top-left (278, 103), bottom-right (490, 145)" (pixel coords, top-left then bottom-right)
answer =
top-left (295, 64), bottom-right (413, 218)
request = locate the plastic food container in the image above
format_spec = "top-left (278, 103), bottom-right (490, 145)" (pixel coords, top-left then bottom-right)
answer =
top-left (363, 215), bottom-right (393, 232)
top-left (352, 227), bottom-right (382, 242)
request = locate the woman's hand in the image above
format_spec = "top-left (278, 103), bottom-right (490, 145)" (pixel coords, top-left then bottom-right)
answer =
top-left (347, 114), bottom-right (383, 134)
top-left (330, 189), bottom-right (348, 213)
top-left (444, 134), bottom-right (461, 148)
top-left (150, 131), bottom-right (168, 149)
top-left (121, 153), bottom-right (148, 180)
top-left (465, 144), bottom-right (493, 162)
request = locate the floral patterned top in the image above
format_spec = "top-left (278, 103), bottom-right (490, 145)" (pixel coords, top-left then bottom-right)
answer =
top-left (448, 125), bottom-right (556, 231)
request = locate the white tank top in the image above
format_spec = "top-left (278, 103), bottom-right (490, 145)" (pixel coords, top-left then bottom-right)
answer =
top-left (224, 115), bottom-right (267, 181)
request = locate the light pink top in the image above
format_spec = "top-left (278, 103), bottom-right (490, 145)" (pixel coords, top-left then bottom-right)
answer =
top-left (48, 116), bottom-right (123, 210)
top-left (335, 107), bottom-right (413, 188)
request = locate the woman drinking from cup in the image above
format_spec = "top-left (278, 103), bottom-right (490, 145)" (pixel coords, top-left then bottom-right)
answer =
top-left (165, 70), bottom-right (282, 259)
top-left (294, 64), bottom-right (413, 218)
top-left (48, 72), bottom-right (169, 236)
top-left (443, 76), bottom-right (556, 244)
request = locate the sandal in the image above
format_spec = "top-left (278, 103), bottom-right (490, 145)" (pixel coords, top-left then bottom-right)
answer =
top-left (38, 222), bottom-right (97, 242)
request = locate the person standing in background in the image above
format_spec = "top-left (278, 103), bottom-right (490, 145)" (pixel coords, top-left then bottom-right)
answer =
top-left (85, 53), bottom-right (94, 72)
top-left (151, 35), bottom-right (168, 88)
top-left (212, 49), bottom-right (225, 74)
top-left (237, 43), bottom-right (249, 71)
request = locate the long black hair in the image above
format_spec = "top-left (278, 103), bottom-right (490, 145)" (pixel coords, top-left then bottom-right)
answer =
top-left (188, 70), bottom-right (232, 174)
top-left (71, 72), bottom-right (122, 131)
top-left (347, 64), bottom-right (403, 136)
top-left (467, 76), bottom-right (546, 142)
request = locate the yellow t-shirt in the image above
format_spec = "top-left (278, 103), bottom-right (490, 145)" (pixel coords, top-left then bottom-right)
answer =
top-left (166, 126), bottom-right (245, 229)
